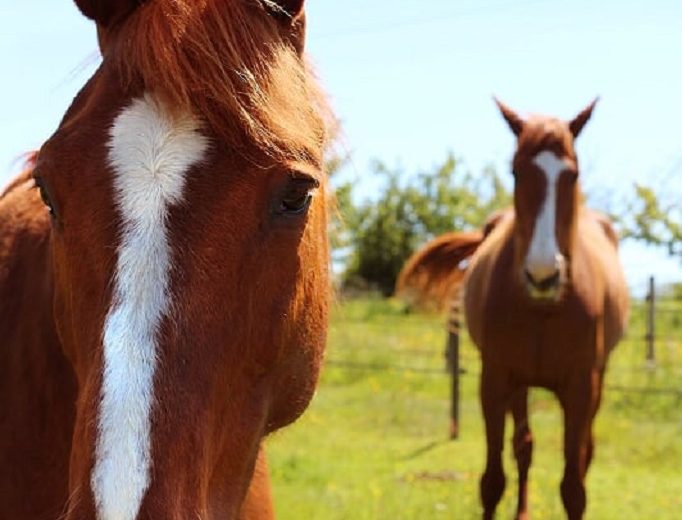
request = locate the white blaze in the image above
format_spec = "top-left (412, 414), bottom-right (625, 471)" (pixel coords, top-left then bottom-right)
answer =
top-left (92, 94), bottom-right (208, 520)
top-left (525, 150), bottom-right (569, 282)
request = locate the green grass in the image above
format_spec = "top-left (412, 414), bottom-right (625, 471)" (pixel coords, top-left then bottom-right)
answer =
top-left (267, 297), bottom-right (682, 519)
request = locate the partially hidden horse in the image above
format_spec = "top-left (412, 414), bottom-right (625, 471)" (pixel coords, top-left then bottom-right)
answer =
top-left (398, 100), bottom-right (629, 520)
top-left (0, 1), bottom-right (332, 519)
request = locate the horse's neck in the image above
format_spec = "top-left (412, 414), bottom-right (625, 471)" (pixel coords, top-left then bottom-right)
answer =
top-left (0, 177), bottom-right (76, 515)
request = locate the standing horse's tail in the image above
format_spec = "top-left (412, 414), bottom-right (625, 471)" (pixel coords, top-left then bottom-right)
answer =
top-left (395, 231), bottom-right (484, 311)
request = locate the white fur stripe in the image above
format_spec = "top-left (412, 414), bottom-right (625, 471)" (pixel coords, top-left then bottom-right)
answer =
top-left (92, 94), bottom-right (208, 520)
top-left (526, 150), bottom-right (569, 281)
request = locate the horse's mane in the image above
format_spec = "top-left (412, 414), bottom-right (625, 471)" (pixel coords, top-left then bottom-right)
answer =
top-left (109, 0), bottom-right (330, 163)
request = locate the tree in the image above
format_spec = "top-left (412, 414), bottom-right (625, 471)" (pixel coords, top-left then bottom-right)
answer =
top-left (337, 153), bottom-right (510, 295)
top-left (615, 183), bottom-right (682, 259)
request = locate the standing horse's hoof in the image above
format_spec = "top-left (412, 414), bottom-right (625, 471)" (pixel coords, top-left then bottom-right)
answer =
top-left (449, 419), bottom-right (459, 439)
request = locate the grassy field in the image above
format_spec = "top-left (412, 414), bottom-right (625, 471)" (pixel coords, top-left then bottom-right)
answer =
top-left (266, 297), bottom-right (682, 519)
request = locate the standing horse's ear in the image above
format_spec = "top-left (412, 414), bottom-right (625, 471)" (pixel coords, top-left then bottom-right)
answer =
top-left (263, 0), bottom-right (307, 54)
top-left (568, 98), bottom-right (599, 138)
top-left (73, 0), bottom-right (145, 28)
top-left (493, 97), bottom-right (524, 137)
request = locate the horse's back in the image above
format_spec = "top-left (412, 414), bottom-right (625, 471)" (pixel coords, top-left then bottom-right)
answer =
top-left (0, 168), bottom-right (50, 323)
top-left (0, 168), bottom-right (51, 338)
top-left (0, 166), bottom-right (47, 258)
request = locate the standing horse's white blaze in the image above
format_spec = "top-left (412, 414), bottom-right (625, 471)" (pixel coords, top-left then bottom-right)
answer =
top-left (526, 150), bottom-right (569, 282)
top-left (92, 94), bottom-right (207, 520)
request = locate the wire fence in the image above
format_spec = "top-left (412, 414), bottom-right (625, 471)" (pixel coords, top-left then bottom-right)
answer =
top-left (324, 284), bottom-right (682, 402)
top-left (324, 293), bottom-right (681, 440)
top-left (326, 312), bottom-right (682, 381)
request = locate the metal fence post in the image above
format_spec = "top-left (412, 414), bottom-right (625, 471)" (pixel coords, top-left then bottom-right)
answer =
top-left (446, 329), bottom-right (459, 439)
top-left (445, 294), bottom-right (461, 439)
top-left (645, 275), bottom-right (656, 364)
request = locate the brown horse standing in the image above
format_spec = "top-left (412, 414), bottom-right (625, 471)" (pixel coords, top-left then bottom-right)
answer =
top-left (398, 100), bottom-right (629, 519)
top-left (0, 1), bottom-right (332, 519)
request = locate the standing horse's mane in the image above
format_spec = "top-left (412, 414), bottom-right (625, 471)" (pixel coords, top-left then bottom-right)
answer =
top-left (109, 0), bottom-right (330, 163)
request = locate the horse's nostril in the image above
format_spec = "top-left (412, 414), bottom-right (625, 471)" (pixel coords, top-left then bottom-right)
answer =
top-left (525, 269), bottom-right (561, 291)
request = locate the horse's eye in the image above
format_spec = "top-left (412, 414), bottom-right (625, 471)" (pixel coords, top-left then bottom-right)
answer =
top-left (277, 176), bottom-right (318, 216)
top-left (33, 177), bottom-right (56, 217)
top-left (281, 193), bottom-right (312, 214)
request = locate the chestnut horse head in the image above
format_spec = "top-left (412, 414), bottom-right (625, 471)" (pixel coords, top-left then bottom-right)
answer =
top-left (495, 97), bottom-right (598, 301)
top-left (1, 1), bottom-right (331, 518)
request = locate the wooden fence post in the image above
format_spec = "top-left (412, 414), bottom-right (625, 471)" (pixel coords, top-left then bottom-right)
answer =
top-left (645, 275), bottom-right (656, 364)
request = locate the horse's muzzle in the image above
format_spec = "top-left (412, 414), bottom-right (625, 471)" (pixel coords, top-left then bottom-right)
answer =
top-left (524, 269), bottom-right (562, 301)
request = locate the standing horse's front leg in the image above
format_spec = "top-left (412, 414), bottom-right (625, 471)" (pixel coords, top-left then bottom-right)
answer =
top-left (510, 387), bottom-right (533, 520)
top-left (557, 370), bottom-right (601, 520)
top-left (480, 364), bottom-right (512, 520)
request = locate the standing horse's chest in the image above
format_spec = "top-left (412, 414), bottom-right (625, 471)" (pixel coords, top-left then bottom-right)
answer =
top-left (475, 270), bottom-right (603, 387)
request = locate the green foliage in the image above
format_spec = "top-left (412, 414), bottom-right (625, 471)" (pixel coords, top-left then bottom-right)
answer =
top-left (337, 154), bottom-right (511, 295)
top-left (616, 183), bottom-right (682, 259)
top-left (341, 164), bottom-right (422, 296)
top-left (661, 282), bottom-right (682, 301)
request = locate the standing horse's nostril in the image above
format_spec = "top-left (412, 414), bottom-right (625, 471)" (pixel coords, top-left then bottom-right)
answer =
top-left (525, 269), bottom-right (561, 291)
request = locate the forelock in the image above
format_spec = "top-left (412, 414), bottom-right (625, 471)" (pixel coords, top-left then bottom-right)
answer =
top-left (106, 0), bottom-right (330, 164)
top-left (516, 116), bottom-right (575, 161)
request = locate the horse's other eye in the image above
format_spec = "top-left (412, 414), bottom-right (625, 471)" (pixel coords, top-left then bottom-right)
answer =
top-left (33, 177), bottom-right (56, 217)
top-left (277, 176), bottom-right (319, 216)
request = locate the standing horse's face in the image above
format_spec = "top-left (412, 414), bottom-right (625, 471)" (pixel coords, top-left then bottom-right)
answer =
top-left (31, 1), bottom-right (328, 518)
top-left (495, 99), bottom-right (597, 301)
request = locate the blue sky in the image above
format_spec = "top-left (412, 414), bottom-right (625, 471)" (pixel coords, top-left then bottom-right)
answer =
top-left (1, 1), bottom-right (680, 294)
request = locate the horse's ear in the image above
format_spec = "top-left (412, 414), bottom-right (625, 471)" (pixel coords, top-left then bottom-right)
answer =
top-left (267, 0), bottom-right (305, 18)
top-left (568, 97), bottom-right (599, 138)
top-left (494, 97), bottom-right (524, 136)
top-left (73, 0), bottom-right (145, 28)
top-left (263, 0), bottom-right (307, 54)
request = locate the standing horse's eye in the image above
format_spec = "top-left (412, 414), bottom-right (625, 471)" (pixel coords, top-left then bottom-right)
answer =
top-left (33, 177), bottom-right (56, 218)
top-left (277, 176), bottom-right (319, 216)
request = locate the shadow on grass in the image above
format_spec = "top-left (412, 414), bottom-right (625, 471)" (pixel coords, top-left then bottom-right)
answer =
top-left (400, 438), bottom-right (451, 460)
